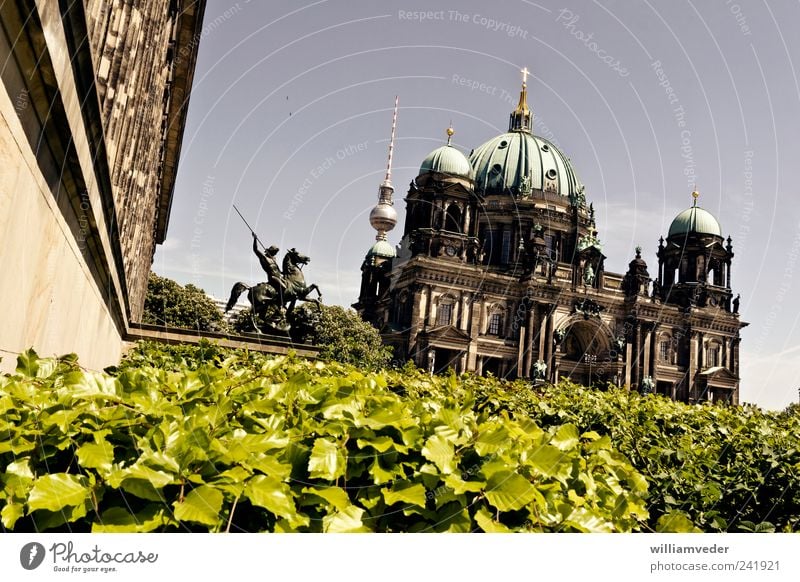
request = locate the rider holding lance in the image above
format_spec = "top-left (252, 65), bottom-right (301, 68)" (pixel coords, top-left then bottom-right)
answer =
top-left (252, 233), bottom-right (286, 297)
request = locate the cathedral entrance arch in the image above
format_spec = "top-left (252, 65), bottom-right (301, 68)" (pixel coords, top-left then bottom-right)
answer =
top-left (555, 317), bottom-right (614, 387)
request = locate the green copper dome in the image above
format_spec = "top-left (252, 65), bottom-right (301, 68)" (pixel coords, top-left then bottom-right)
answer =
top-left (668, 205), bottom-right (722, 238)
top-left (366, 239), bottom-right (396, 259)
top-left (419, 144), bottom-right (473, 179)
top-left (469, 132), bottom-right (583, 198)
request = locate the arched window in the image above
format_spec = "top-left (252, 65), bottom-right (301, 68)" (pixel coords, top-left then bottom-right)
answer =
top-left (659, 335), bottom-right (672, 362)
top-left (444, 204), bottom-right (462, 233)
top-left (706, 342), bottom-right (721, 368)
top-left (488, 313), bottom-right (503, 335)
top-left (436, 295), bottom-right (455, 326)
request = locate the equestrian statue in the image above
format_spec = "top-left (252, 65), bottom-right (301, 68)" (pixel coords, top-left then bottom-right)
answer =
top-left (225, 206), bottom-right (322, 333)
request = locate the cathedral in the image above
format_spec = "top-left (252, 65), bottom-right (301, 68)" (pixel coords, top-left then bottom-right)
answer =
top-left (355, 71), bottom-right (747, 404)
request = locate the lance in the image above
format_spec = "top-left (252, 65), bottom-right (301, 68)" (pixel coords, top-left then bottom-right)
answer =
top-left (233, 204), bottom-right (266, 250)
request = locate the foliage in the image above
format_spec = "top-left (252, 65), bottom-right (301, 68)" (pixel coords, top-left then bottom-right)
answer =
top-left (1, 347), bottom-right (648, 533)
top-left (403, 376), bottom-right (800, 533)
top-left (291, 305), bottom-right (393, 370)
top-left (142, 273), bottom-right (228, 332)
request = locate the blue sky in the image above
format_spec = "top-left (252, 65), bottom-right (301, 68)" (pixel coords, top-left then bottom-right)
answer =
top-left (153, 0), bottom-right (800, 410)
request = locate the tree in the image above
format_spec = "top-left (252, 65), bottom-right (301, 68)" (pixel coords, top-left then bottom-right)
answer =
top-left (292, 304), bottom-right (392, 370)
top-left (142, 273), bottom-right (228, 332)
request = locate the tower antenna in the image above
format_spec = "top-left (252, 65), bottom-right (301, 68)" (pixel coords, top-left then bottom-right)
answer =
top-left (385, 95), bottom-right (399, 184)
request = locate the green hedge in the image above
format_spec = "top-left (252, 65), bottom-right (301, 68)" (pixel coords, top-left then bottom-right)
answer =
top-left (2, 343), bottom-right (798, 532)
top-left (1, 346), bottom-right (647, 532)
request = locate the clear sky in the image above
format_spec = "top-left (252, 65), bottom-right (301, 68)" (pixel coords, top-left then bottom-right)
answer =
top-left (153, 0), bottom-right (800, 410)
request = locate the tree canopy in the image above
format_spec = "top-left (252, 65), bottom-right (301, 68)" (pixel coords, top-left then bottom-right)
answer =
top-left (292, 304), bottom-right (392, 370)
top-left (142, 273), bottom-right (227, 332)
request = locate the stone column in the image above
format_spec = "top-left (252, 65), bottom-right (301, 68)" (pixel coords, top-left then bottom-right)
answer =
top-left (517, 326), bottom-right (526, 378)
top-left (424, 285), bottom-right (433, 326)
top-left (632, 322), bottom-right (642, 389)
top-left (544, 311), bottom-right (554, 382)
top-left (460, 293), bottom-right (470, 332)
top-left (523, 304), bottom-right (535, 376)
top-left (408, 285), bottom-right (427, 366)
top-left (688, 331), bottom-right (699, 401)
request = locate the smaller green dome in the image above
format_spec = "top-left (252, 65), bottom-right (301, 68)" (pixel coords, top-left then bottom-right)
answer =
top-left (668, 206), bottom-right (722, 238)
top-left (366, 239), bottom-right (396, 259)
top-left (419, 145), bottom-right (473, 179)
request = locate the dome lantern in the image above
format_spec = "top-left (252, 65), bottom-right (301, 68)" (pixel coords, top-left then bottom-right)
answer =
top-left (508, 66), bottom-right (533, 133)
top-left (667, 190), bottom-right (722, 239)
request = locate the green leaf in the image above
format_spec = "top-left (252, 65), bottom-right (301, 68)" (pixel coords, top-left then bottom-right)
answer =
top-left (301, 486), bottom-right (351, 512)
top-left (244, 475), bottom-right (297, 521)
top-left (382, 481), bottom-right (427, 508)
top-left (563, 507), bottom-right (614, 533)
top-left (444, 473), bottom-right (485, 495)
top-left (1, 502), bottom-right (25, 529)
top-left (322, 505), bottom-right (370, 533)
top-left (551, 424), bottom-right (580, 451)
top-left (76, 442), bottom-right (114, 472)
top-left (173, 485), bottom-right (224, 527)
top-left (485, 471), bottom-right (538, 512)
top-left (657, 511), bottom-right (699, 533)
top-left (528, 445), bottom-right (569, 479)
top-left (93, 505), bottom-right (174, 533)
top-left (421, 434), bottom-right (456, 474)
top-left (27, 474), bottom-right (90, 513)
top-left (6, 459), bottom-right (34, 479)
top-left (475, 423), bottom-right (509, 456)
top-left (15, 349), bottom-right (39, 377)
top-left (308, 438), bottom-right (346, 480)
top-left (475, 507), bottom-right (512, 533)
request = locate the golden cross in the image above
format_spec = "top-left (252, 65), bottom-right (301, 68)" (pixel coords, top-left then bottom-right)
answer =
top-left (521, 66), bottom-right (530, 87)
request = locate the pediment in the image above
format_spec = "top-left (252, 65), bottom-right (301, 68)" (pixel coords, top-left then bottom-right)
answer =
top-left (423, 325), bottom-right (471, 342)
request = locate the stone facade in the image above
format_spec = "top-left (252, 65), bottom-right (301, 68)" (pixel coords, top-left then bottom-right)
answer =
top-left (357, 79), bottom-right (747, 404)
top-left (0, 0), bottom-right (205, 370)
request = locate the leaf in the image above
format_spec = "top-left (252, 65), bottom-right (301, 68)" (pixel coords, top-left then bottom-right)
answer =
top-left (528, 445), bottom-right (569, 479)
top-left (27, 474), bottom-right (90, 513)
top-left (444, 473), bottom-right (485, 495)
top-left (563, 507), bottom-right (614, 533)
top-left (308, 438), bottom-right (346, 480)
top-left (656, 511), bottom-right (699, 533)
top-left (301, 486), bottom-right (351, 512)
top-left (475, 507), bottom-right (512, 533)
top-left (421, 434), bottom-right (456, 474)
top-left (485, 471), bottom-right (538, 512)
top-left (15, 349), bottom-right (39, 377)
top-left (93, 505), bottom-right (174, 533)
top-left (76, 442), bottom-right (114, 472)
top-left (5, 459), bottom-right (34, 479)
top-left (107, 464), bottom-right (175, 489)
top-left (1, 502), bottom-right (25, 529)
top-left (173, 485), bottom-right (224, 527)
top-left (322, 505), bottom-right (370, 533)
top-left (475, 423), bottom-right (509, 456)
top-left (244, 475), bottom-right (299, 522)
top-left (551, 424), bottom-right (580, 451)
top-left (382, 481), bottom-right (427, 508)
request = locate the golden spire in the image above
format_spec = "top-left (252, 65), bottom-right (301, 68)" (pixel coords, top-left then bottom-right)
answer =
top-left (516, 66), bottom-right (530, 113)
top-left (446, 124), bottom-right (454, 146)
top-left (692, 187), bottom-right (699, 206)
top-left (509, 66), bottom-right (533, 132)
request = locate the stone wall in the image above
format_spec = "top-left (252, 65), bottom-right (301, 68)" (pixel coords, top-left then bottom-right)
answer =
top-left (0, 0), bottom-right (205, 370)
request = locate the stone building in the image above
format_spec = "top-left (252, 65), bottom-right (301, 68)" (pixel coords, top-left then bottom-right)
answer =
top-left (356, 72), bottom-right (747, 404)
top-left (0, 1), bottom-right (205, 370)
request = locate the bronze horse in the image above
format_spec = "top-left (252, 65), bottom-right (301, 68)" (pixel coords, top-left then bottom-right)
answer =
top-left (226, 248), bottom-right (322, 333)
